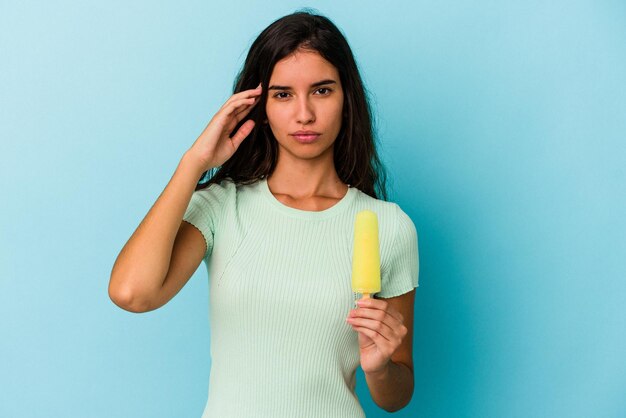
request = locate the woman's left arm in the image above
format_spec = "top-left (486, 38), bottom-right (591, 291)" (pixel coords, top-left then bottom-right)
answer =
top-left (346, 290), bottom-right (415, 412)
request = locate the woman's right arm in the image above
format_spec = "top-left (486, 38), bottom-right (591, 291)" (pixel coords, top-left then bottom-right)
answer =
top-left (108, 153), bottom-right (208, 313)
top-left (108, 84), bottom-right (263, 313)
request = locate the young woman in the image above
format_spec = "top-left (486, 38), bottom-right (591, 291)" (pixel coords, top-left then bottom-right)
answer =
top-left (109, 10), bottom-right (418, 417)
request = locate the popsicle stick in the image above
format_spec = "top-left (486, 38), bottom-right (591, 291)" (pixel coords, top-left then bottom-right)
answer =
top-left (361, 293), bottom-right (371, 300)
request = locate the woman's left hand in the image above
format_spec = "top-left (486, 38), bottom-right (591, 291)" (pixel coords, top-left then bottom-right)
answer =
top-left (346, 297), bottom-right (408, 375)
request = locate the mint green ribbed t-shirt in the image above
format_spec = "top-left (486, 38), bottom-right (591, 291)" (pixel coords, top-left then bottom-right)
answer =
top-left (182, 177), bottom-right (419, 418)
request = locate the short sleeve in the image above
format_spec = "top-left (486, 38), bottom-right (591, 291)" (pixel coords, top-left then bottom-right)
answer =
top-left (378, 204), bottom-right (419, 298)
top-left (182, 181), bottom-right (230, 259)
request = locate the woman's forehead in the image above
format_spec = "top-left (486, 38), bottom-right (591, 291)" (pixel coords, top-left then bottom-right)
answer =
top-left (269, 50), bottom-right (339, 85)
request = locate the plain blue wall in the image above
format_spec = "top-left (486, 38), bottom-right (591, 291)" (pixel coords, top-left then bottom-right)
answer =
top-left (1, 1), bottom-right (624, 417)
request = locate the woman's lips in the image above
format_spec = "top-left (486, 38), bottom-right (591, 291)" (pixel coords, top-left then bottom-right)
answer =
top-left (292, 134), bottom-right (320, 143)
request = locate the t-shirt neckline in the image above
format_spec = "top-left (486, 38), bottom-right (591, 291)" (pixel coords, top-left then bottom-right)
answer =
top-left (259, 177), bottom-right (356, 220)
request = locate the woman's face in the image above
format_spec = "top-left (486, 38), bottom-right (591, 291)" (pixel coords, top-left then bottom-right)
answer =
top-left (265, 49), bottom-right (344, 162)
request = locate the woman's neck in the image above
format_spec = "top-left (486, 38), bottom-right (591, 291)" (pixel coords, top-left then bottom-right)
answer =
top-left (267, 152), bottom-right (348, 200)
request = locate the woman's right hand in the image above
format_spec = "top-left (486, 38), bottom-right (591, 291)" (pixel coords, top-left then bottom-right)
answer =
top-left (186, 84), bottom-right (263, 171)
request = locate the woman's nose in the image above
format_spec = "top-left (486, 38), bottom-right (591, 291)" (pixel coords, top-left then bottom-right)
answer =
top-left (295, 97), bottom-right (315, 124)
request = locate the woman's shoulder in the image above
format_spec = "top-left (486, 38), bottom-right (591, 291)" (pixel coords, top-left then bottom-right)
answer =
top-left (195, 176), bottom-right (254, 199)
top-left (352, 188), bottom-right (400, 213)
top-left (352, 189), bottom-right (416, 232)
top-left (193, 177), bottom-right (267, 210)
top-left (196, 177), bottom-right (236, 192)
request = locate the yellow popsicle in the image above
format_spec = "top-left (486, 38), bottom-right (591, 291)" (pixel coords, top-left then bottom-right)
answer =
top-left (351, 210), bottom-right (381, 299)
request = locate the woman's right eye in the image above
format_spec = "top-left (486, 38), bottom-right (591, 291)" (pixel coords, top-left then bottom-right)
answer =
top-left (273, 92), bottom-right (290, 99)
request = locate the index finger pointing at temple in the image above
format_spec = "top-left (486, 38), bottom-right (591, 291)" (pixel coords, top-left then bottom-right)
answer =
top-left (223, 85), bottom-right (263, 107)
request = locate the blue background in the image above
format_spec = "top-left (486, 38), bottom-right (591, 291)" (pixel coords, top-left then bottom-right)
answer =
top-left (1, 1), bottom-right (625, 417)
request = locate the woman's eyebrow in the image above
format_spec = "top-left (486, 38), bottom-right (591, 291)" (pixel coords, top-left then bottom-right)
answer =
top-left (268, 79), bottom-right (337, 90)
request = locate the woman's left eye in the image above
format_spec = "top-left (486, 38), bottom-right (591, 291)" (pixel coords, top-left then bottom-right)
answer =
top-left (315, 87), bottom-right (331, 95)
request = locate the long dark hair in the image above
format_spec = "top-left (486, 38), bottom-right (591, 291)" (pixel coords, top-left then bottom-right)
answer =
top-left (195, 9), bottom-right (388, 200)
